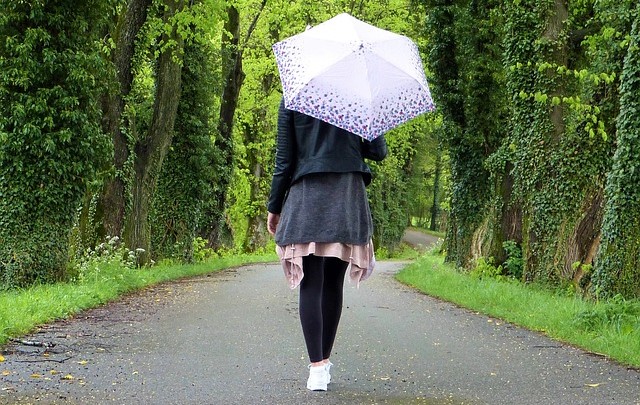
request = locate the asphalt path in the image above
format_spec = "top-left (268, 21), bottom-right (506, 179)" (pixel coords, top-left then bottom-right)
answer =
top-left (2, 259), bottom-right (640, 404)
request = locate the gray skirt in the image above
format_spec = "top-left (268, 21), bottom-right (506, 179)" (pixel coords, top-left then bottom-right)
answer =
top-left (274, 172), bottom-right (373, 246)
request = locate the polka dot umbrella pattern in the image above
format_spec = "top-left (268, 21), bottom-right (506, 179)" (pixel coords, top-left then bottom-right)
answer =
top-left (272, 13), bottom-right (436, 141)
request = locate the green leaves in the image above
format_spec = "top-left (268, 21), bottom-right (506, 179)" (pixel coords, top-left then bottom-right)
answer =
top-left (0, 0), bottom-right (116, 288)
top-left (592, 2), bottom-right (640, 298)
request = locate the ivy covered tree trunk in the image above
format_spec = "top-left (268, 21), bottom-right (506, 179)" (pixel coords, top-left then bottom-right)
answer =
top-left (124, 0), bottom-right (185, 265)
top-left (202, 1), bottom-right (266, 250)
top-left (0, 1), bottom-right (114, 287)
top-left (239, 70), bottom-right (279, 252)
top-left (429, 144), bottom-right (443, 231)
top-left (200, 4), bottom-right (244, 249)
top-left (524, 0), bottom-right (570, 283)
top-left (422, 0), bottom-right (467, 266)
top-left (423, 0), bottom-right (505, 267)
top-left (151, 39), bottom-right (218, 262)
top-left (502, 1), bottom-right (555, 282)
top-left (96, 0), bottom-right (152, 241)
top-left (502, 0), bottom-right (616, 287)
top-left (241, 117), bottom-right (273, 251)
top-left (592, 6), bottom-right (640, 298)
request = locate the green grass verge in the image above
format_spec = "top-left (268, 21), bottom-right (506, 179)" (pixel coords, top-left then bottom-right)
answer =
top-left (396, 252), bottom-right (640, 369)
top-left (0, 253), bottom-right (277, 346)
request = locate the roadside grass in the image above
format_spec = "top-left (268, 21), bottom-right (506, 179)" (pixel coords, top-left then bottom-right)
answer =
top-left (396, 251), bottom-right (640, 369)
top-left (0, 252), bottom-right (277, 346)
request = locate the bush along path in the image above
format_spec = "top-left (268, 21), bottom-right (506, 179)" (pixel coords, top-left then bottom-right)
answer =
top-left (2, 260), bottom-right (640, 404)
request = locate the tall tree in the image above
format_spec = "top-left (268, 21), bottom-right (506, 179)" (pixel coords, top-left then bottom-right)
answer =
top-left (421, 0), bottom-right (506, 267)
top-left (592, 3), bottom-right (640, 298)
top-left (0, 0), bottom-right (116, 287)
top-left (499, 0), bottom-right (622, 287)
top-left (200, 0), bottom-right (267, 249)
top-left (124, 0), bottom-right (186, 264)
top-left (151, 34), bottom-right (220, 262)
top-left (96, 0), bottom-right (152, 241)
top-left (430, 142), bottom-right (444, 232)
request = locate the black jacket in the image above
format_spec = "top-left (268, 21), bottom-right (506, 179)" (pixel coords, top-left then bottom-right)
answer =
top-left (268, 100), bottom-right (388, 214)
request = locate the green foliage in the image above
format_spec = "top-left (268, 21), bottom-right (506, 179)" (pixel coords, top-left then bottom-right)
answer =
top-left (502, 240), bottom-right (524, 280)
top-left (470, 257), bottom-right (505, 281)
top-left (381, 244), bottom-right (421, 260)
top-left (406, 117), bottom-right (448, 231)
top-left (227, 11), bottom-right (280, 251)
top-left (151, 36), bottom-right (221, 262)
top-left (419, 0), bottom-right (507, 267)
top-left (69, 236), bottom-right (138, 283)
top-left (573, 294), bottom-right (640, 335)
top-left (592, 3), bottom-right (640, 298)
top-left (368, 116), bottom-right (435, 252)
top-left (483, 0), bottom-right (624, 288)
top-left (192, 236), bottom-right (216, 262)
top-left (468, 241), bottom-right (522, 281)
top-left (0, 0), bottom-right (117, 287)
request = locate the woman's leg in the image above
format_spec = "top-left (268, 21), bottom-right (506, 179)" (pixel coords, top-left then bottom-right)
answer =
top-left (299, 255), bottom-right (325, 363)
top-left (321, 257), bottom-right (348, 360)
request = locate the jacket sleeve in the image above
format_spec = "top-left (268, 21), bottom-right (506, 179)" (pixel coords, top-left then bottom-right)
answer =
top-left (267, 100), bottom-right (296, 214)
top-left (361, 135), bottom-right (388, 161)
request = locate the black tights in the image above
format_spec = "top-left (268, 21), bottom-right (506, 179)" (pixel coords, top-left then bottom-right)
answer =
top-left (299, 255), bottom-right (348, 363)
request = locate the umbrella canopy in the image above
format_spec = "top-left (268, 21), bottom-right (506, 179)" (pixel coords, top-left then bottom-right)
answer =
top-left (272, 13), bottom-right (435, 141)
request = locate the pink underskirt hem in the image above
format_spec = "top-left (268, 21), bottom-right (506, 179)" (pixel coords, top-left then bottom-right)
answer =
top-left (276, 240), bottom-right (375, 289)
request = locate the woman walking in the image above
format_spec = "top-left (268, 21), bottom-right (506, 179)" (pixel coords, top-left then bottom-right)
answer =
top-left (267, 99), bottom-right (387, 391)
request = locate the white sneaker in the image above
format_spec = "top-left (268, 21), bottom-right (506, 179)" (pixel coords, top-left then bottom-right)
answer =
top-left (306, 365), bottom-right (328, 391)
top-left (324, 361), bottom-right (333, 384)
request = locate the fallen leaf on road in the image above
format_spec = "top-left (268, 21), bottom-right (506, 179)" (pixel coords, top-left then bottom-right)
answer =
top-left (77, 360), bottom-right (88, 365)
top-left (0, 355), bottom-right (4, 362)
top-left (2, 370), bottom-right (10, 376)
top-left (62, 374), bottom-right (74, 380)
top-left (585, 383), bottom-right (603, 387)
top-left (30, 373), bottom-right (42, 378)
top-left (50, 370), bottom-right (59, 375)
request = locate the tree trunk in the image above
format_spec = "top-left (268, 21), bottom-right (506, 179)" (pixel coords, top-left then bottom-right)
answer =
top-left (246, 159), bottom-right (268, 251)
top-left (429, 144), bottom-right (442, 231)
top-left (203, 1), bottom-right (266, 249)
top-left (545, 0), bottom-right (569, 144)
top-left (592, 4), bottom-right (640, 298)
top-left (565, 191), bottom-right (603, 289)
top-left (124, 0), bottom-right (185, 265)
top-left (97, 0), bottom-right (152, 240)
top-left (522, 0), bottom-right (569, 282)
top-left (202, 4), bottom-right (244, 249)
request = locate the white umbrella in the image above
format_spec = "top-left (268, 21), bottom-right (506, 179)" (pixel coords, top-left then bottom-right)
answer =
top-left (272, 13), bottom-right (435, 141)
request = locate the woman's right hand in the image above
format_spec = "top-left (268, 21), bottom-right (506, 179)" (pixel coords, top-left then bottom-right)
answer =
top-left (267, 212), bottom-right (280, 236)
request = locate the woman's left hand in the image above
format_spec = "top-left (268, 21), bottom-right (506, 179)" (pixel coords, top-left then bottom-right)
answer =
top-left (267, 212), bottom-right (280, 236)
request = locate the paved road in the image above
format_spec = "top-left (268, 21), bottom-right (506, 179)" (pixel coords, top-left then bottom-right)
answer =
top-left (402, 229), bottom-right (442, 252)
top-left (2, 261), bottom-right (640, 405)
